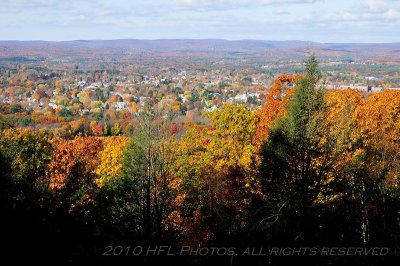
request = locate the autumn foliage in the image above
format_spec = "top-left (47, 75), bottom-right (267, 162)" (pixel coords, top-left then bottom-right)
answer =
top-left (1, 58), bottom-right (400, 265)
top-left (95, 136), bottom-right (128, 187)
top-left (253, 75), bottom-right (300, 149)
top-left (46, 136), bottom-right (104, 190)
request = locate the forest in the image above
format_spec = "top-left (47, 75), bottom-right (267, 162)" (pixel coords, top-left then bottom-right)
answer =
top-left (1, 55), bottom-right (399, 265)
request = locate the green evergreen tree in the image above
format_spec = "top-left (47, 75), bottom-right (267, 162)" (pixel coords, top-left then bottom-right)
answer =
top-left (258, 54), bottom-right (329, 244)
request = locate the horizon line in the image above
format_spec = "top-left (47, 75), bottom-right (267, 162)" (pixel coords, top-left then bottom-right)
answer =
top-left (0, 38), bottom-right (399, 45)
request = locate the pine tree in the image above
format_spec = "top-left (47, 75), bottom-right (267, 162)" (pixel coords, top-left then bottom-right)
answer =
top-left (258, 54), bottom-right (329, 244)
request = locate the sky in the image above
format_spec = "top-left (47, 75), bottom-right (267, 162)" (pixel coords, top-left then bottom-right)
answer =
top-left (0, 0), bottom-right (399, 43)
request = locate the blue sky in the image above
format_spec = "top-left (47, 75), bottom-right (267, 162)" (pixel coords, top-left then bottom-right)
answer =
top-left (0, 0), bottom-right (399, 42)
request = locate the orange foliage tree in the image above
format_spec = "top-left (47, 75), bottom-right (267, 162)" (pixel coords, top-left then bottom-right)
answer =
top-left (45, 136), bottom-right (104, 213)
top-left (253, 75), bottom-right (300, 149)
top-left (352, 90), bottom-right (400, 192)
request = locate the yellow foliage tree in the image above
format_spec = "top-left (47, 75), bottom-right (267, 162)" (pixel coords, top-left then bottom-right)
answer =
top-left (95, 136), bottom-right (129, 188)
top-left (165, 103), bottom-right (258, 244)
top-left (130, 101), bottom-right (138, 113)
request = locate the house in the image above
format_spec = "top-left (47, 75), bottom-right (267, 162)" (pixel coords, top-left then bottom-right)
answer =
top-left (234, 94), bottom-right (248, 103)
top-left (48, 103), bottom-right (58, 109)
top-left (113, 102), bottom-right (127, 111)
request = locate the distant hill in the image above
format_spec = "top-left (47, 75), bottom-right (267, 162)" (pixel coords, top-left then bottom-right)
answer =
top-left (0, 39), bottom-right (399, 61)
top-left (0, 39), bottom-right (318, 52)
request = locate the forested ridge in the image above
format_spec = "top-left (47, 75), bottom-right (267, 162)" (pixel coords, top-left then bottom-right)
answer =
top-left (1, 56), bottom-right (399, 265)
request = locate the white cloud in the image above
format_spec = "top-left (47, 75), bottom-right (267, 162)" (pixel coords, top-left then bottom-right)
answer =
top-left (316, 0), bottom-right (400, 23)
top-left (2, 0), bottom-right (59, 8)
top-left (361, 0), bottom-right (392, 12)
top-left (172, 0), bottom-right (321, 4)
top-left (72, 15), bottom-right (88, 21)
top-left (384, 8), bottom-right (400, 18)
top-left (169, 0), bottom-right (323, 10)
top-left (0, 0), bottom-right (399, 42)
top-left (274, 10), bottom-right (291, 15)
